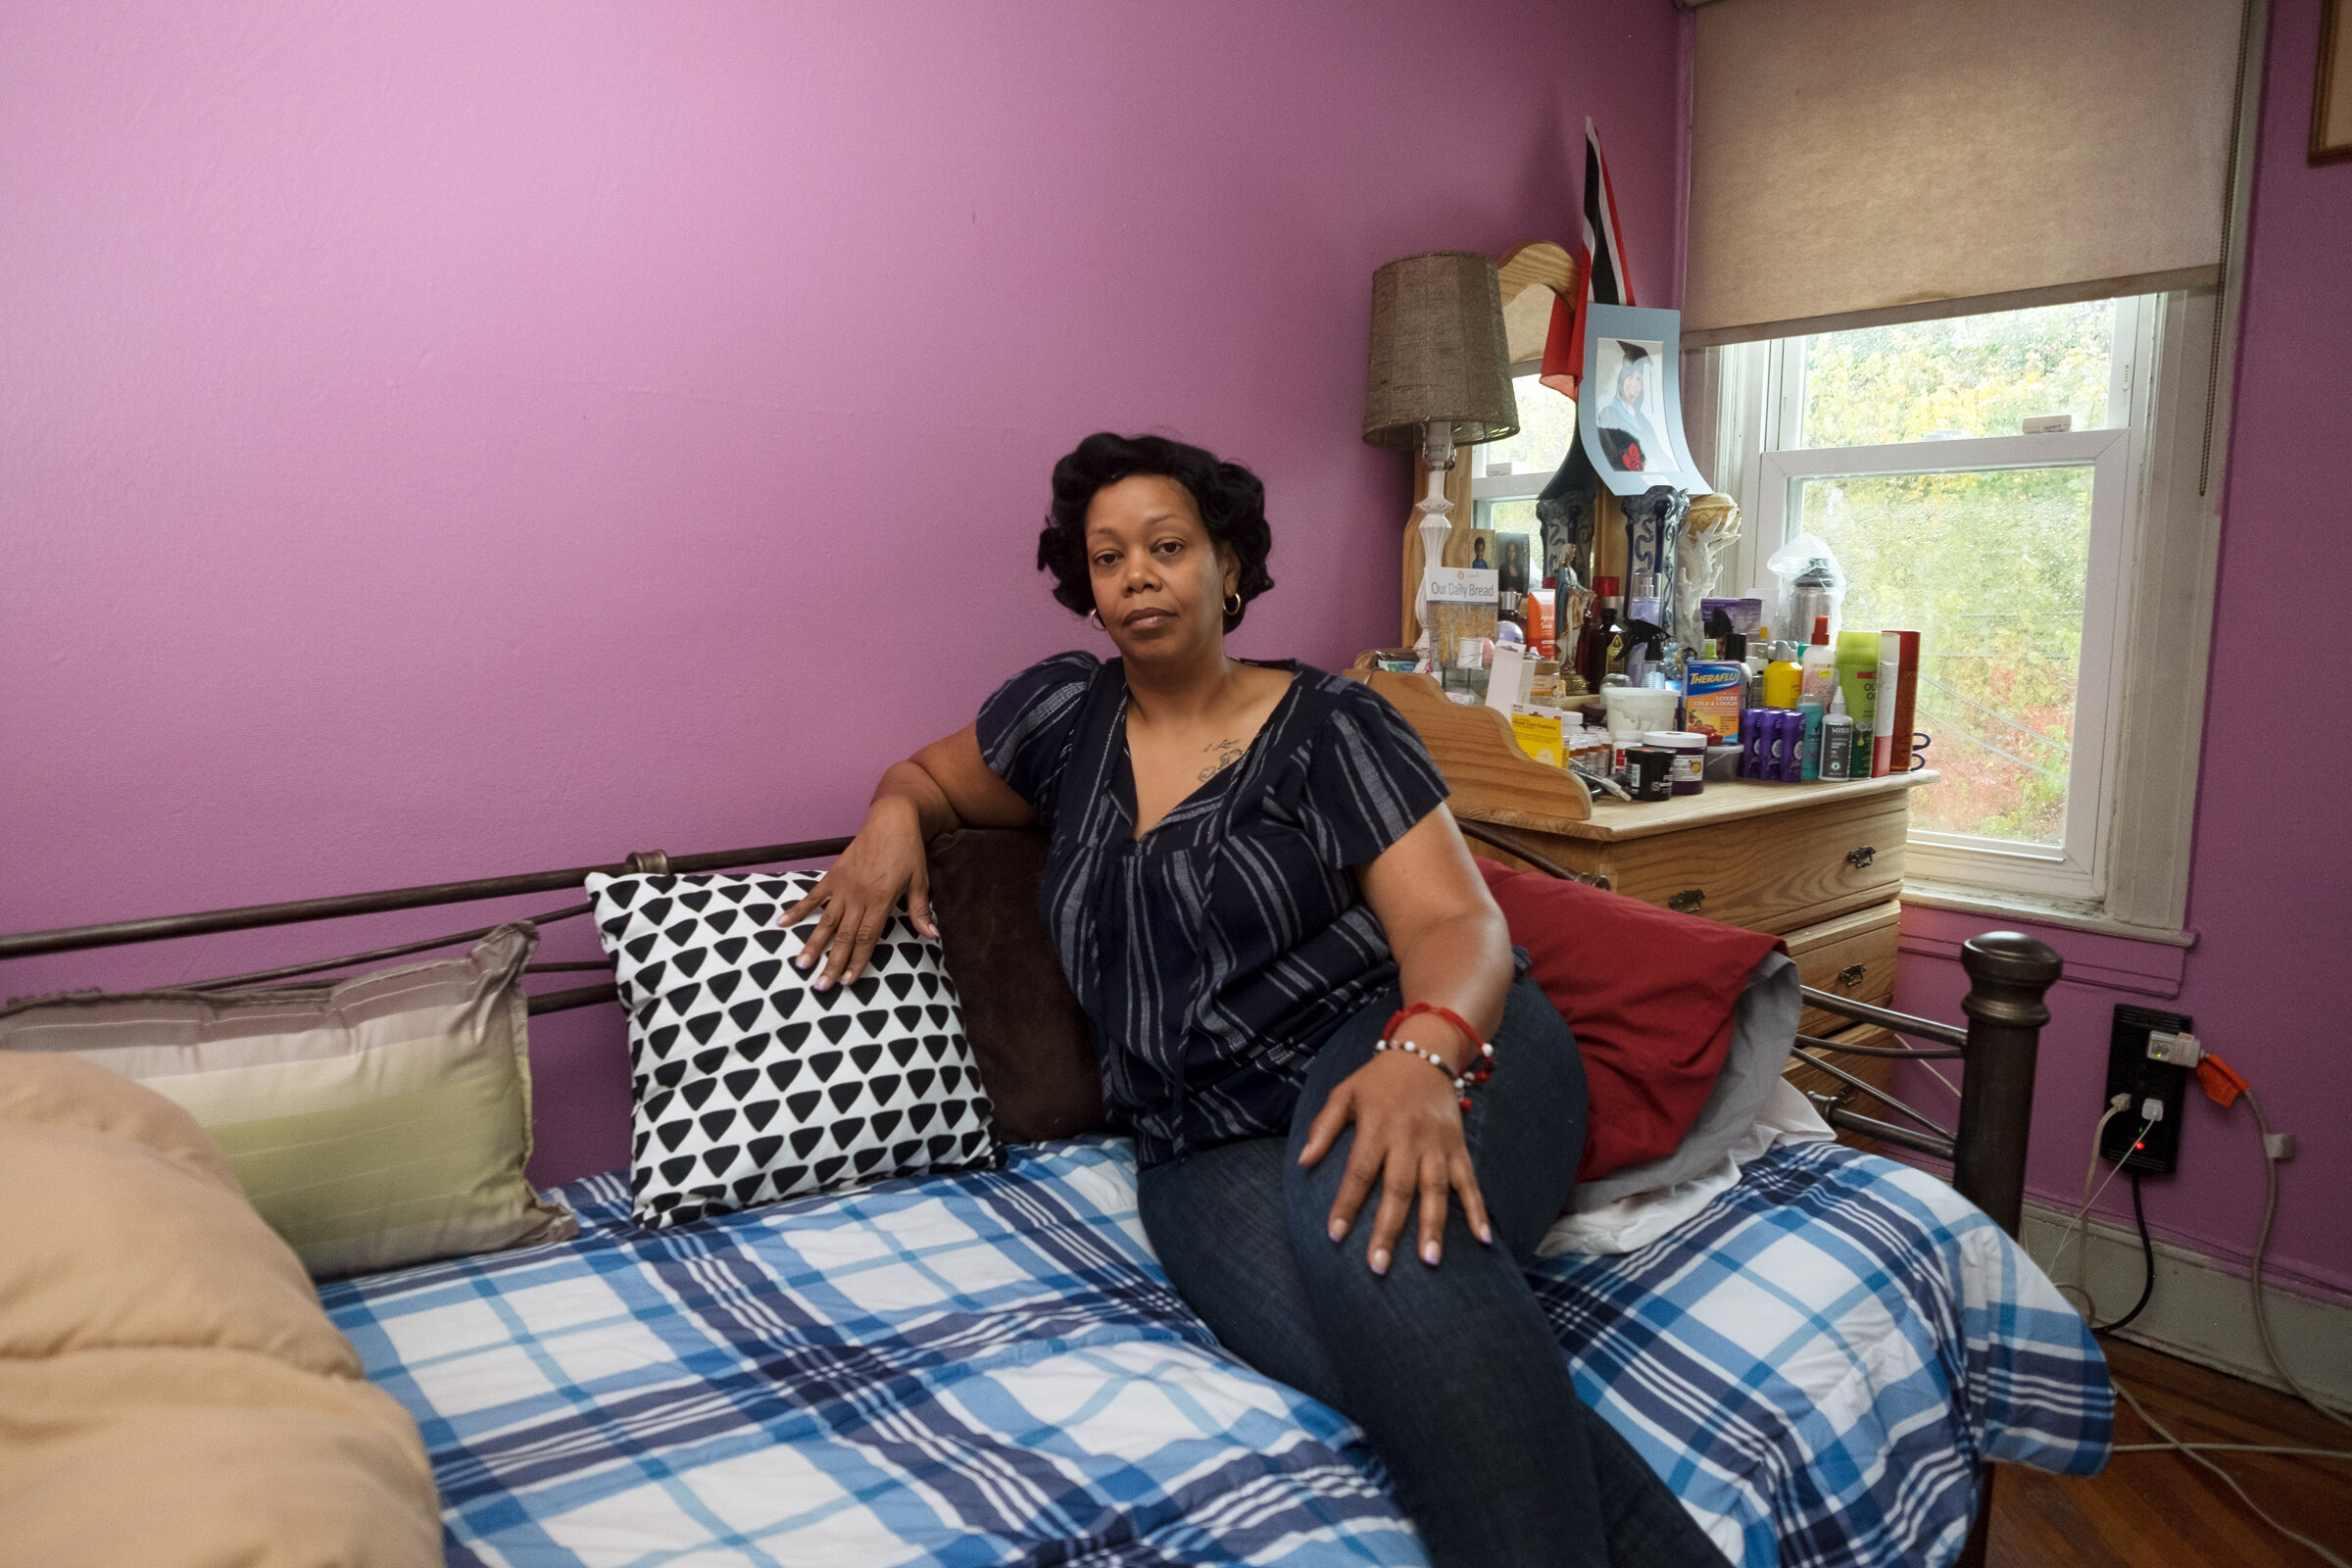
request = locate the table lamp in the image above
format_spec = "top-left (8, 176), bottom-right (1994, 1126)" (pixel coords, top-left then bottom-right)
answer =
top-left (1361, 250), bottom-right (1518, 663)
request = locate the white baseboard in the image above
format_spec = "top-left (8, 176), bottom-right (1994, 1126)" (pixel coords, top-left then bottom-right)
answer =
top-left (2020, 1197), bottom-right (2352, 1413)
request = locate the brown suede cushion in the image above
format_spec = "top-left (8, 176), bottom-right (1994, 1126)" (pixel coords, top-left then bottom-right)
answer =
top-left (927, 829), bottom-right (1104, 1142)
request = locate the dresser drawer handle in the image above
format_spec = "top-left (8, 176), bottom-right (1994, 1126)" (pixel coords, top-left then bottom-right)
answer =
top-left (1837, 962), bottom-right (1868, 989)
top-left (1845, 845), bottom-right (1877, 870)
top-left (1667, 889), bottom-right (1706, 913)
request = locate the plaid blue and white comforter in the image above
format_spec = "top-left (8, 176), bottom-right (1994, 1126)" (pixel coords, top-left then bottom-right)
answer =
top-left (322, 1138), bottom-right (2110, 1568)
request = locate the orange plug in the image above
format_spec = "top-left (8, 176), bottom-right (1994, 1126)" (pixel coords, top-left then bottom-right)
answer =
top-left (2195, 1052), bottom-right (2249, 1108)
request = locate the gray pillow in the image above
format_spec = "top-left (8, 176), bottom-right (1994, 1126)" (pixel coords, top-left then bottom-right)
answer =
top-left (0, 925), bottom-right (578, 1276)
top-left (1567, 950), bottom-right (1801, 1210)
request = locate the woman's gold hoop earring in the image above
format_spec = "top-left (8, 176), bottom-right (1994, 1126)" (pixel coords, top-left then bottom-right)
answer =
top-left (1223, 592), bottom-right (1243, 617)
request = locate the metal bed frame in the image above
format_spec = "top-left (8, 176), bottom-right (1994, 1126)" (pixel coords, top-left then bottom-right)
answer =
top-left (0, 825), bottom-right (2062, 1567)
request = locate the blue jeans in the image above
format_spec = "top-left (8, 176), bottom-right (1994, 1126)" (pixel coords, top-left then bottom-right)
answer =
top-left (1137, 977), bottom-right (1731, 1568)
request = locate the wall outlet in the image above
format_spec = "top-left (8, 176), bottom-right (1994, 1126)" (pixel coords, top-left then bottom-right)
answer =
top-left (2103, 1004), bottom-right (2192, 1173)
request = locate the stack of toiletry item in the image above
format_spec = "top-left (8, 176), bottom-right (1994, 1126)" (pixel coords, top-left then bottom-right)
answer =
top-left (1709, 615), bottom-right (1920, 785)
top-left (1490, 634), bottom-right (1620, 785)
top-left (1475, 609), bottom-right (1925, 803)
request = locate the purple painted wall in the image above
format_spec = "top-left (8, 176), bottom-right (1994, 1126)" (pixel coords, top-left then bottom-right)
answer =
top-left (1894, 0), bottom-right (2352, 1298)
top-left (0, 2), bottom-right (1683, 1184)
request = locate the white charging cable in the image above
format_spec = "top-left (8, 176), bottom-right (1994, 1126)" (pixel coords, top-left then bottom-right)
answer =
top-left (2050, 1094), bottom-right (2136, 1320)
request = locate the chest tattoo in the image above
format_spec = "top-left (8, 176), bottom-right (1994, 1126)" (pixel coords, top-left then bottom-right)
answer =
top-left (1198, 736), bottom-right (1248, 782)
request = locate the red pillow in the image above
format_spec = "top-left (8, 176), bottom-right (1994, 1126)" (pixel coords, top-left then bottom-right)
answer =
top-left (1477, 859), bottom-right (1784, 1182)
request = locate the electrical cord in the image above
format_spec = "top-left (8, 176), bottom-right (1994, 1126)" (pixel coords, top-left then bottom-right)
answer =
top-left (1917, 1058), bottom-right (1962, 1102)
top-left (2093, 1172), bottom-right (2156, 1334)
top-left (2109, 1376), bottom-right (2351, 1568)
top-left (2051, 1096), bottom-right (2137, 1320)
top-left (2111, 1443), bottom-right (2352, 1458)
top-left (2075, 1061), bottom-right (2352, 1567)
top-left (2238, 1087), bottom-right (2352, 1435)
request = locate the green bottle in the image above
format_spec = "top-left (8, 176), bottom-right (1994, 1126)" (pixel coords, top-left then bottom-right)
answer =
top-left (1834, 630), bottom-right (1881, 736)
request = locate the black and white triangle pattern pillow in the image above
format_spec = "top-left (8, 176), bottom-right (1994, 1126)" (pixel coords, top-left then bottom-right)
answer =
top-left (584, 869), bottom-right (1001, 1229)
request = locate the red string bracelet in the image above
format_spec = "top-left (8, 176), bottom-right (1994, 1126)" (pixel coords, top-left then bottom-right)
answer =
top-left (1375, 1002), bottom-right (1494, 1111)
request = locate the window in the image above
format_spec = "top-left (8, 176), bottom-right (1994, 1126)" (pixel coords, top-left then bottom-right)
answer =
top-left (1717, 292), bottom-right (2219, 931)
top-left (1468, 366), bottom-right (1575, 585)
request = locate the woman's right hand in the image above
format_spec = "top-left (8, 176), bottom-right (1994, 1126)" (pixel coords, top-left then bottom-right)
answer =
top-left (777, 795), bottom-right (935, 990)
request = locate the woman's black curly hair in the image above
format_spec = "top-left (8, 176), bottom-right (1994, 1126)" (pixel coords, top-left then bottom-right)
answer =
top-left (1037, 432), bottom-right (1275, 632)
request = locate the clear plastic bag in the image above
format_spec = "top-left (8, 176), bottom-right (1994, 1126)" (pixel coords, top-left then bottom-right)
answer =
top-left (1763, 531), bottom-right (1846, 645)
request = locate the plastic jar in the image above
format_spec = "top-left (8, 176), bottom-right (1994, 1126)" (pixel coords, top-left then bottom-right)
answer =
top-left (1646, 730), bottom-right (1708, 796)
top-left (1601, 686), bottom-right (1681, 769)
top-left (1626, 746), bottom-right (1675, 802)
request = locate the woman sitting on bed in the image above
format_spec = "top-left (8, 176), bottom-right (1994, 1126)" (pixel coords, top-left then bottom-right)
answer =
top-left (781, 432), bottom-right (1730, 1568)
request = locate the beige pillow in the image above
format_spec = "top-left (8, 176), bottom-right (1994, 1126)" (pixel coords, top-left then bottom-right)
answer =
top-left (0, 1052), bottom-right (442, 1568)
top-left (0, 923), bottom-right (575, 1277)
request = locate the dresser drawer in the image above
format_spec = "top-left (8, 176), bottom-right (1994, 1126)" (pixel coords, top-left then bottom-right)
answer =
top-left (1600, 793), bottom-right (1907, 933)
top-left (1784, 900), bottom-right (1901, 1038)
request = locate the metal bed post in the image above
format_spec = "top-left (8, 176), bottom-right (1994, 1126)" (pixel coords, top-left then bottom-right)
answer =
top-left (1948, 931), bottom-right (2061, 1568)
top-left (1949, 931), bottom-right (2062, 1236)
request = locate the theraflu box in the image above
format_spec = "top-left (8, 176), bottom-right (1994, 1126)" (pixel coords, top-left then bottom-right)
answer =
top-left (1682, 661), bottom-right (1744, 744)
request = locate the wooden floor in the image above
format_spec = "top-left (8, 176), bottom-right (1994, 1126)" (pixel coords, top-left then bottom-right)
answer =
top-left (1990, 1338), bottom-right (2352, 1567)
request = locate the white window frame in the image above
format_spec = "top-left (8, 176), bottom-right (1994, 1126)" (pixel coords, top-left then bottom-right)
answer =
top-left (1711, 291), bottom-right (2222, 941)
top-left (1756, 428), bottom-right (2133, 900)
top-left (1468, 361), bottom-right (1561, 526)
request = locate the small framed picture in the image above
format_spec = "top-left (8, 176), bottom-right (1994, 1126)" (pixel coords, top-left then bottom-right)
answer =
top-left (2318, 0), bottom-right (2351, 165)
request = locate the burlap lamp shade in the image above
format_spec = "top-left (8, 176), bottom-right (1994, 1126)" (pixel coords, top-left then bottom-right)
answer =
top-left (1361, 251), bottom-right (1518, 451)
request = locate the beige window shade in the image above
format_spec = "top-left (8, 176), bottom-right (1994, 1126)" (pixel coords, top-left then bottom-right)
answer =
top-left (1686, 0), bottom-right (2249, 347)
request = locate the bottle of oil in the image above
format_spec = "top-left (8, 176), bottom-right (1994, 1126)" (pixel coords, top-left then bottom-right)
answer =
top-left (1579, 576), bottom-right (1623, 690)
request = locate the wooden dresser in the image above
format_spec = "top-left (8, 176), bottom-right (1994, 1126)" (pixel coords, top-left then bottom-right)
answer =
top-left (1348, 666), bottom-right (1929, 1141)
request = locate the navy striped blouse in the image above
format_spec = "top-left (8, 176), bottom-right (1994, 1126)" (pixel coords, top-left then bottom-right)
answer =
top-left (975, 652), bottom-right (1450, 1166)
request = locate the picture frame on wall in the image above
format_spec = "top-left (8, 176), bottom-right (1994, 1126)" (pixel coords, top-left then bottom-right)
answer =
top-left (2318, 0), bottom-right (2352, 165)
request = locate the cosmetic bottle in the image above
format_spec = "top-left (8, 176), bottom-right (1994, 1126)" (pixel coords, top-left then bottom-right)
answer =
top-left (1714, 631), bottom-right (1748, 711)
top-left (1626, 570), bottom-right (1664, 633)
top-left (1797, 701), bottom-right (1824, 780)
top-left (1835, 630), bottom-right (1883, 737)
top-left (1799, 615), bottom-right (1838, 709)
top-left (1819, 689), bottom-right (1855, 779)
top-left (1761, 642), bottom-right (1804, 709)
top-left (1526, 579), bottom-right (1556, 660)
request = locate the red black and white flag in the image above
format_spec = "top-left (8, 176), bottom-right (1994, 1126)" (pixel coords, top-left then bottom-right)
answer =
top-left (1541, 119), bottom-right (1635, 402)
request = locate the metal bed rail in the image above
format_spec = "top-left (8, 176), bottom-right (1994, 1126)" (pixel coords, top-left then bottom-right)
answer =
top-left (0, 837), bottom-right (856, 964)
top-left (0, 823), bottom-right (2061, 1238)
top-left (3, 820), bottom-right (2055, 1568)
top-left (0, 839), bottom-right (855, 1023)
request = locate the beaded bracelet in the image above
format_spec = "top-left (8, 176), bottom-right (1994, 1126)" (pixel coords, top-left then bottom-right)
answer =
top-left (1373, 1003), bottom-right (1494, 1112)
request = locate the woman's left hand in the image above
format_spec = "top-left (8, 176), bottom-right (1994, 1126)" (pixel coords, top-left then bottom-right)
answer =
top-left (1298, 1044), bottom-right (1494, 1275)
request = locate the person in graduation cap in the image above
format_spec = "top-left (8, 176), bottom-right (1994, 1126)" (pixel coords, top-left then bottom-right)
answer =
top-left (1595, 343), bottom-right (1663, 472)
